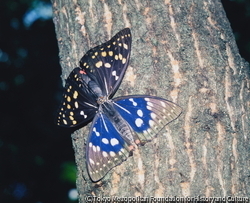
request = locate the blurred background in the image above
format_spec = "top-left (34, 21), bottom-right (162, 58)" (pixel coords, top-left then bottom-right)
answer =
top-left (0, 0), bottom-right (249, 202)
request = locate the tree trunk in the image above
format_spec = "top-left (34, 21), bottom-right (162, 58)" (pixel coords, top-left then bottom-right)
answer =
top-left (52, 0), bottom-right (250, 201)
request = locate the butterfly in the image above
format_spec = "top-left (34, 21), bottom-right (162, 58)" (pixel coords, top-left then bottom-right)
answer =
top-left (56, 28), bottom-right (182, 182)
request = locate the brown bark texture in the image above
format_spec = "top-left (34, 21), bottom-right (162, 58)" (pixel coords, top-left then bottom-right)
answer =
top-left (52, 0), bottom-right (250, 201)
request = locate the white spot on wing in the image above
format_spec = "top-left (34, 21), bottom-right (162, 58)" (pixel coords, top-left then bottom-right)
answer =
top-left (147, 101), bottom-right (153, 107)
top-left (151, 112), bottom-right (156, 119)
top-left (149, 120), bottom-right (155, 127)
top-left (89, 158), bottom-right (95, 165)
top-left (110, 151), bottom-right (116, 157)
top-left (102, 138), bottom-right (109, 144)
top-left (123, 43), bottom-right (128, 49)
top-left (137, 109), bottom-right (143, 117)
top-left (129, 98), bottom-right (137, 106)
top-left (135, 118), bottom-right (143, 127)
top-left (160, 101), bottom-right (166, 107)
top-left (74, 101), bottom-right (79, 108)
top-left (102, 151), bottom-right (108, 157)
top-left (104, 63), bottom-right (111, 68)
top-left (112, 70), bottom-right (119, 80)
top-left (93, 127), bottom-right (100, 136)
top-left (110, 138), bottom-right (119, 146)
top-left (147, 105), bottom-right (152, 110)
top-left (80, 110), bottom-right (87, 119)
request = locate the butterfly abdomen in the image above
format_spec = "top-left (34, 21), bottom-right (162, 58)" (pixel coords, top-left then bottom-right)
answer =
top-left (101, 101), bottom-right (136, 148)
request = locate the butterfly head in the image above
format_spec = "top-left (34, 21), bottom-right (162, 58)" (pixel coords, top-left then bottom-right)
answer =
top-left (97, 96), bottom-right (108, 105)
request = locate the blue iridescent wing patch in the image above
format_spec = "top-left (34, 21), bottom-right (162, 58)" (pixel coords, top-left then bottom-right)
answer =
top-left (113, 96), bottom-right (182, 143)
top-left (56, 28), bottom-right (182, 182)
top-left (86, 112), bottom-right (132, 181)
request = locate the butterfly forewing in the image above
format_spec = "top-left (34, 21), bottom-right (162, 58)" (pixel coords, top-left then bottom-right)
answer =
top-left (113, 96), bottom-right (182, 143)
top-left (80, 28), bottom-right (132, 98)
top-left (56, 67), bottom-right (99, 127)
top-left (86, 113), bottom-right (131, 182)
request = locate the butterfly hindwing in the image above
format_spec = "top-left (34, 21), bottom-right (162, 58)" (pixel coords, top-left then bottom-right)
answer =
top-left (80, 28), bottom-right (132, 98)
top-left (86, 113), bottom-right (131, 182)
top-left (113, 96), bottom-right (182, 143)
top-left (56, 67), bottom-right (99, 127)
top-left (86, 95), bottom-right (182, 181)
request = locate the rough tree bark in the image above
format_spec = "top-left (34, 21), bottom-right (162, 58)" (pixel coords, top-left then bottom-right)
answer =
top-left (52, 0), bottom-right (250, 201)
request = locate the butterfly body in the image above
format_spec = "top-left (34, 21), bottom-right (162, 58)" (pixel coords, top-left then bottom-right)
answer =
top-left (56, 28), bottom-right (182, 182)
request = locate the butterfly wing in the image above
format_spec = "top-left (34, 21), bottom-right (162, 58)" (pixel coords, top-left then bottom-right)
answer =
top-left (113, 96), bottom-right (182, 143)
top-left (56, 67), bottom-right (99, 127)
top-left (86, 112), bottom-right (132, 182)
top-left (57, 28), bottom-right (131, 127)
top-left (80, 28), bottom-right (132, 98)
